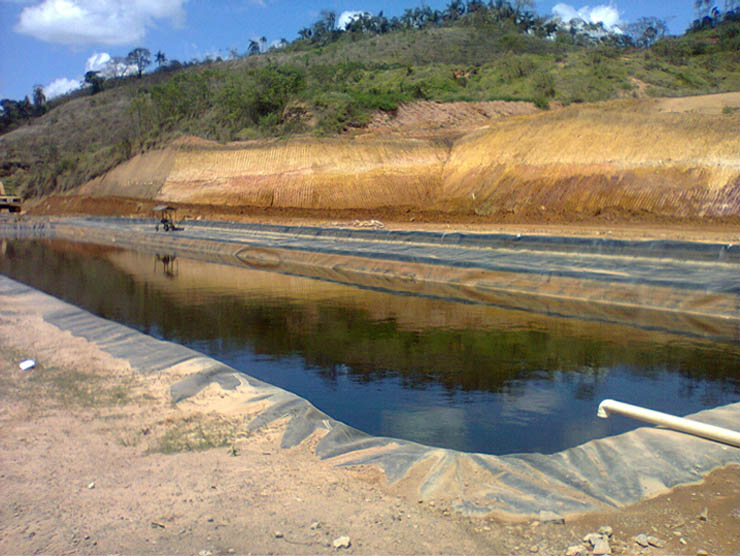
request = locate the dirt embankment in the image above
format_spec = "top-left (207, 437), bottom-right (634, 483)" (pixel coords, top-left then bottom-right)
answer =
top-left (58, 95), bottom-right (740, 228)
top-left (2, 284), bottom-right (740, 555)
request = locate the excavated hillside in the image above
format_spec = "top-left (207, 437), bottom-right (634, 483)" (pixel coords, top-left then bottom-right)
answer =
top-left (59, 94), bottom-right (740, 225)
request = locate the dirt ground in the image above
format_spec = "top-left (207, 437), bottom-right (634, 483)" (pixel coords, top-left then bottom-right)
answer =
top-left (1, 267), bottom-right (740, 555)
top-left (24, 194), bottom-right (740, 245)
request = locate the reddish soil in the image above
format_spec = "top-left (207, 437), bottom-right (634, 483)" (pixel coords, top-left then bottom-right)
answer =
top-left (24, 194), bottom-right (740, 244)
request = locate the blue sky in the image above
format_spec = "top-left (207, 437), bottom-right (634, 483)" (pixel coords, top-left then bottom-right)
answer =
top-left (1, 0), bottom-right (697, 102)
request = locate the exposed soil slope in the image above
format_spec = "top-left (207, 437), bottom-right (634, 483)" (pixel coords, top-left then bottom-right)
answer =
top-left (440, 98), bottom-right (740, 219)
top-left (66, 95), bottom-right (740, 225)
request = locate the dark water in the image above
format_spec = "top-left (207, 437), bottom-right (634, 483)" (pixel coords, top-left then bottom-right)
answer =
top-left (2, 238), bottom-right (739, 455)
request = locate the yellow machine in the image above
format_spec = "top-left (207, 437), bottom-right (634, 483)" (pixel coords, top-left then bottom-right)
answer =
top-left (0, 181), bottom-right (22, 213)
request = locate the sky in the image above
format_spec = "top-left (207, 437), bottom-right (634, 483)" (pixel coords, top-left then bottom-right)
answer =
top-left (1, 0), bottom-right (698, 102)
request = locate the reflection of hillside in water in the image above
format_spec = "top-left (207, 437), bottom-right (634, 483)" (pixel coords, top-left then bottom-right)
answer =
top-left (2, 239), bottom-right (738, 402)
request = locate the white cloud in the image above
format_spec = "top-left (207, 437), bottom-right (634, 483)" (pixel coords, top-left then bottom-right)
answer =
top-left (337, 10), bottom-right (367, 30)
top-left (85, 52), bottom-right (111, 72)
top-left (44, 77), bottom-right (79, 98)
top-left (552, 3), bottom-right (622, 31)
top-left (14, 0), bottom-right (187, 46)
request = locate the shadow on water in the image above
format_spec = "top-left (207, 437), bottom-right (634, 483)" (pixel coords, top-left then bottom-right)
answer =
top-left (1, 239), bottom-right (739, 454)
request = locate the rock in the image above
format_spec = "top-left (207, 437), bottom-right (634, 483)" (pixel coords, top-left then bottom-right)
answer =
top-left (274, 531), bottom-right (284, 539)
top-left (583, 533), bottom-right (603, 547)
top-left (592, 537), bottom-right (611, 555)
top-left (529, 545), bottom-right (539, 553)
top-left (634, 534), bottom-right (649, 548)
top-left (598, 525), bottom-right (613, 538)
top-left (87, 482), bottom-right (95, 489)
top-left (696, 550), bottom-right (709, 556)
top-left (539, 510), bottom-right (565, 525)
top-left (647, 536), bottom-right (665, 548)
top-left (332, 536), bottom-right (351, 550)
top-left (310, 521), bottom-right (321, 530)
top-left (565, 544), bottom-right (587, 556)
top-left (698, 507), bottom-right (709, 521)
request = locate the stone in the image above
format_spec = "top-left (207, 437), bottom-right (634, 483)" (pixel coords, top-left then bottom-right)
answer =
top-left (592, 537), bottom-right (611, 555)
top-left (647, 536), bottom-right (665, 548)
top-left (598, 525), bottom-right (613, 538)
top-left (583, 533), bottom-right (603, 547)
top-left (332, 536), bottom-right (351, 549)
top-left (698, 508), bottom-right (709, 521)
top-left (634, 534), bottom-right (649, 548)
top-left (565, 545), bottom-right (587, 556)
top-left (87, 482), bottom-right (95, 489)
top-left (274, 531), bottom-right (283, 539)
top-left (696, 550), bottom-right (709, 556)
top-left (539, 510), bottom-right (565, 525)
top-left (529, 545), bottom-right (539, 553)
top-left (310, 521), bottom-right (321, 530)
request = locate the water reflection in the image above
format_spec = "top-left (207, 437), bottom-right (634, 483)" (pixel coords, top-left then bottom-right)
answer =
top-left (1, 239), bottom-right (739, 454)
top-left (154, 254), bottom-right (179, 279)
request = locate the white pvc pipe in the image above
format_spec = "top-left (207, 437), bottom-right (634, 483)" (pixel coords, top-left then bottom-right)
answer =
top-left (597, 399), bottom-right (740, 448)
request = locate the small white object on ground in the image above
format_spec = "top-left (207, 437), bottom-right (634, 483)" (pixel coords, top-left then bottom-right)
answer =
top-left (19, 359), bottom-right (35, 371)
top-left (332, 536), bottom-right (351, 549)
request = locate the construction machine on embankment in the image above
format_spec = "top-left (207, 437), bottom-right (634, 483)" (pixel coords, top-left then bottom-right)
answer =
top-left (0, 181), bottom-right (21, 213)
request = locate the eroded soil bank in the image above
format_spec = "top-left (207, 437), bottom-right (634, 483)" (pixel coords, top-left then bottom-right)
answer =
top-left (1, 269), bottom-right (740, 555)
top-left (50, 95), bottom-right (740, 226)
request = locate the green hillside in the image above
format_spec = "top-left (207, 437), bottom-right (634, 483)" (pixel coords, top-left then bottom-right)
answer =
top-left (1, 3), bottom-right (739, 200)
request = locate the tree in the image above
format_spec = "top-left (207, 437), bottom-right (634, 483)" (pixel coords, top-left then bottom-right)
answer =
top-left (694, 0), bottom-right (715, 20)
top-left (626, 17), bottom-right (668, 47)
top-left (32, 85), bottom-right (46, 112)
top-left (127, 47), bottom-right (151, 78)
top-left (84, 71), bottom-right (104, 94)
top-left (248, 39), bottom-right (261, 56)
top-left (155, 50), bottom-right (167, 67)
top-left (513, 0), bottom-right (536, 12)
top-left (445, 0), bottom-right (465, 21)
top-left (108, 56), bottom-right (131, 78)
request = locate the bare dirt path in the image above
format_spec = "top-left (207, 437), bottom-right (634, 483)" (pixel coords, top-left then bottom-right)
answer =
top-left (1, 281), bottom-right (740, 555)
top-left (24, 194), bottom-right (740, 245)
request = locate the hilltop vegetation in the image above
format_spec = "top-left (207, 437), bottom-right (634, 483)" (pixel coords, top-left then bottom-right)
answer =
top-left (1, 1), bottom-right (740, 200)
